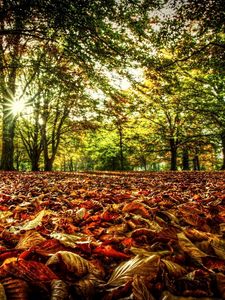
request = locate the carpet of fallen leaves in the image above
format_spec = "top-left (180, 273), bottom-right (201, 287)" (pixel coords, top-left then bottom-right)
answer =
top-left (0, 171), bottom-right (225, 300)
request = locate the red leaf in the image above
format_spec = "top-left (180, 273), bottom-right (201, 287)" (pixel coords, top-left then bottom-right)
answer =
top-left (93, 245), bottom-right (131, 259)
top-left (0, 259), bottom-right (58, 281)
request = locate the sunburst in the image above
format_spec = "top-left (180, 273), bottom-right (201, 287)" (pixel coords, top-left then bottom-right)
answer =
top-left (3, 88), bottom-right (28, 117)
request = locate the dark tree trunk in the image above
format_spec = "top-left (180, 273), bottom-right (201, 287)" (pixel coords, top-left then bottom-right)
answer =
top-left (140, 156), bottom-right (147, 171)
top-left (182, 148), bottom-right (190, 170)
top-left (193, 154), bottom-right (200, 170)
top-left (69, 158), bottom-right (74, 171)
top-left (221, 131), bottom-right (225, 170)
top-left (42, 120), bottom-right (52, 171)
top-left (30, 103), bottom-right (42, 171)
top-left (41, 98), bottom-right (69, 172)
top-left (118, 126), bottom-right (124, 170)
top-left (19, 122), bottom-right (42, 171)
top-left (0, 12), bottom-right (22, 170)
top-left (31, 156), bottom-right (40, 171)
top-left (44, 158), bottom-right (54, 171)
top-left (169, 138), bottom-right (177, 171)
top-left (1, 105), bottom-right (16, 170)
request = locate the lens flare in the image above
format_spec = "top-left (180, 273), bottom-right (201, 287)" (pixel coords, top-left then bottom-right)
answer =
top-left (11, 99), bottom-right (26, 116)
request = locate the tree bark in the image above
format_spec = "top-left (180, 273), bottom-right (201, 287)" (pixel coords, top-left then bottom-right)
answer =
top-left (193, 154), bottom-right (200, 170)
top-left (42, 120), bottom-right (54, 171)
top-left (1, 106), bottom-right (16, 170)
top-left (182, 148), bottom-right (190, 170)
top-left (19, 118), bottom-right (42, 171)
top-left (169, 138), bottom-right (177, 171)
top-left (0, 12), bottom-right (21, 170)
top-left (118, 126), bottom-right (124, 170)
top-left (44, 158), bottom-right (54, 171)
top-left (31, 155), bottom-right (40, 171)
top-left (220, 130), bottom-right (225, 170)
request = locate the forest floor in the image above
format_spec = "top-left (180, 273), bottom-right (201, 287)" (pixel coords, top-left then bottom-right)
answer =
top-left (0, 171), bottom-right (225, 299)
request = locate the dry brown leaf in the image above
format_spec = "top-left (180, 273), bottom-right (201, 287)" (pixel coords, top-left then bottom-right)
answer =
top-left (177, 232), bottom-right (208, 263)
top-left (73, 274), bottom-right (103, 300)
top-left (209, 236), bottom-right (225, 260)
top-left (2, 277), bottom-right (29, 300)
top-left (161, 259), bottom-right (187, 278)
top-left (50, 232), bottom-right (93, 248)
top-left (132, 275), bottom-right (155, 300)
top-left (46, 251), bottom-right (94, 277)
top-left (106, 254), bottom-right (160, 287)
top-left (20, 210), bottom-right (47, 231)
top-left (50, 279), bottom-right (69, 300)
top-left (16, 230), bottom-right (46, 249)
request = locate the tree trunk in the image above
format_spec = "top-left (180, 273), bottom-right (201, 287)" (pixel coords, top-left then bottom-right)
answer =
top-left (19, 123), bottom-right (42, 171)
top-left (169, 138), bottom-right (177, 171)
top-left (193, 154), bottom-right (200, 170)
top-left (221, 131), bottom-right (225, 170)
top-left (182, 148), bottom-right (190, 170)
top-left (140, 156), bottom-right (147, 171)
top-left (41, 98), bottom-right (69, 172)
top-left (1, 105), bottom-right (16, 170)
top-left (44, 158), bottom-right (54, 171)
top-left (0, 14), bottom-right (21, 170)
top-left (118, 126), bottom-right (124, 170)
top-left (69, 158), bottom-right (74, 171)
top-left (31, 155), bottom-right (40, 171)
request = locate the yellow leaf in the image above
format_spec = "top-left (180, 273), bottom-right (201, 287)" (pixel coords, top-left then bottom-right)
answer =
top-left (16, 231), bottom-right (46, 249)
top-left (21, 210), bottom-right (46, 230)
top-left (161, 259), bottom-right (187, 277)
top-left (106, 254), bottom-right (160, 287)
top-left (46, 251), bottom-right (93, 277)
top-left (177, 232), bottom-right (208, 263)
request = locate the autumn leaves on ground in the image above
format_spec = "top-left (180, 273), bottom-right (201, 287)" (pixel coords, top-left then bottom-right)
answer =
top-left (0, 171), bottom-right (225, 299)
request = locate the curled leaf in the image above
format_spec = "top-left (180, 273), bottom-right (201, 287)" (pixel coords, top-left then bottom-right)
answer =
top-left (2, 277), bottom-right (29, 300)
top-left (194, 240), bottom-right (213, 256)
top-left (177, 232), bottom-right (208, 263)
top-left (16, 230), bottom-right (46, 249)
top-left (106, 254), bottom-right (160, 287)
top-left (106, 223), bottom-right (128, 234)
top-left (46, 251), bottom-right (93, 277)
top-left (161, 259), bottom-right (187, 278)
top-left (209, 236), bottom-right (225, 260)
top-left (74, 274), bottom-right (103, 300)
top-left (93, 245), bottom-right (130, 259)
top-left (51, 279), bottom-right (68, 300)
top-left (157, 210), bottom-right (179, 224)
top-left (132, 275), bottom-right (155, 300)
top-left (184, 228), bottom-right (211, 241)
top-left (1, 257), bottom-right (18, 266)
top-left (0, 259), bottom-right (58, 281)
top-left (75, 207), bottom-right (87, 222)
top-left (123, 202), bottom-right (150, 217)
top-left (50, 232), bottom-right (92, 249)
top-left (20, 209), bottom-right (47, 231)
top-left (132, 215), bottom-right (162, 232)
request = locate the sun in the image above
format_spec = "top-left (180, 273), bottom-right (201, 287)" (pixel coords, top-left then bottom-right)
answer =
top-left (11, 99), bottom-right (26, 116)
top-left (5, 98), bottom-right (26, 116)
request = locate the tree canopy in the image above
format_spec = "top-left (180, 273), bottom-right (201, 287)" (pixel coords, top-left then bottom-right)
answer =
top-left (0, 0), bottom-right (224, 171)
